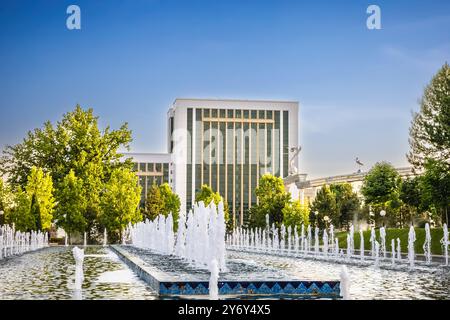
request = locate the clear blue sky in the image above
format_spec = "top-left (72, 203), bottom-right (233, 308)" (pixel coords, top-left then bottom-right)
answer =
top-left (1, 0), bottom-right (449, 178)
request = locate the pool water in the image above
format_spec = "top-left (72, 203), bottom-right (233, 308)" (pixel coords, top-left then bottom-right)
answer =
top-left (0, 246), bottom-right (157, 300)
top-left (0, 246), bottom-right (449, 300)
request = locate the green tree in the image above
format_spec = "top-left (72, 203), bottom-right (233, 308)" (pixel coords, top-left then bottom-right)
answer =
top-left (361, 162), bottom-right (402, 217)
top-left (145, 184), bottom-right (164, 221)
top-left (0, 179), bottom-right (14, 225)
top-left (249, 174), bottom-right (291, 228)
top-left (420, 159), bottom-right (450, 225)
top-left (330, 183), bottom-right (361, 229)
top-left (24, 167), bottom-right (55, 231)
top-left (54, 170), bottom-right (87, 240)
top-left (407, 62), bottom-right (450, 169)
top-left (282, 200), bottom-right (310, 228)
top-left (159, 183), bottom-right (181, 229)
top-left (310, 185), bottom-right (337, 229)
top-left (399, 177), bottom-right (422, 225)
top-left (0, 105), bottom-right (133, 237)
top-left (195, 184), bottom-right (230, 222)
top-left (100, 168), bottom-right (142, 242)
top-left (7, 187), bottom-right (33, 231)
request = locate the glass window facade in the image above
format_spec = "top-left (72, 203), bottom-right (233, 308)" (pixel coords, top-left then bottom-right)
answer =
top-left (132, 160), bottom-right (170, 208)
top-left (185, 107), bottom-right (290, 227)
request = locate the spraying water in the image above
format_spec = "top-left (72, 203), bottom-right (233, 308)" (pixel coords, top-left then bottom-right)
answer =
top-left (379, 226), bottom-right (386, 259)
top-left (391, 239), bottom-right (395, 266)
top-left (423, 223), bottom-right (432, 265)
top-left (103, 229), bottom-right (107, 247)
top-left (84, 232), bottom-right (87, 247)
top-left (314, 226), bottom-right (320, 256)
top-left (374, 240), bottom-right (380, 267)
top-left (397, 238), bottom-right (402, 261)
top-left (359, 228), bottom-right (365, 261)
top-left (339, 265), bottom-right (351, 300)
top-left (441, 224), bottom-right (448, 266)
top-left (72, 246), bottom-right (84, 290)
top-left (209, 259), bottom-right (219, 300)
top-left (369, 228), bottom-right (376, 257)
top-left (322, 229), bottom-right (328, 257)
top-left (408, 225), bottom-right (416, 268)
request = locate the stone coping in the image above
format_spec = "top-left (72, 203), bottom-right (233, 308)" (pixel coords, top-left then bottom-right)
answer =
top-left (110, 245), bottom-right (341, 298)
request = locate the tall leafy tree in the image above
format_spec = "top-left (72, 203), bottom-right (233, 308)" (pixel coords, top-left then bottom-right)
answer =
top-left (145, 183), bottom-right (181, 229)
top-left (145, 184), bottom-right (164, 221)
top-left (330, 183), bottom-right (360, 229)
top-left (24, 167), bottom-right (55, 231)
top-left (420, 159), bottom-right (450, 225)
top-left (407, 62), bottom-right (450, 169)
top-left (0, 179), bottom-right (14, 225)
top-left (361, 162), bottom-right (401, 208)
top-left (100, 168), bottom-right (142, 241)
top-left (7, 187), bottom-right (33, 231)
top-left (0, 105), bottom-right (133, 236)
top-left (159, 183), bottom-right (181, 229)
top-left (399, 177), bottom-right (422, 225)
top-left (310, 185), bottom-right (337, 228)
top-left (249, 174), bottom-right (291, 228)
top-left (54, 170), bottom-right (87, 240)
top-left (282, 200), bottom-right (310, 229)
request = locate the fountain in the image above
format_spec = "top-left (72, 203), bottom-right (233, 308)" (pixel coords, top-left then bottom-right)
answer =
top-left (391, 239), bottom-right (395, 266)
top-left (307, 225), bottom-right (312, 254)
top-left (346, 225), bottom-right (354, 259)
top-left (129, 201), bottom-right (226, 271)
top-left (380, 226), bottom-right (386, 259)
top-left (408, 225), bottom-right (416, 268)
top-left (329, 224), bottom-right (335, 252)
top-left (65, 231), bottom-right (68, 247)
top-left (314, 226), bottom-right (319, 256)
top-left (72, 247), bottom-right (84, 298)
top-left (339, 265), bottom-right (351, 300)
top-left (359, 228), bottom-right (364, 261)
top-left (423, 223), bottom-right (432, 264)
top-left (84, 232), bottom-right (87, 247)
top-left (209, 259), bottom-right (219, 300)
top-left (441, 224), bottom-right (449, 266)
top-left (334, 238), bottom-right (339, 257)
top-left (397, 238), bottom-right (402, 261)
top-left (374, 240), bottom-right (380, 266)
top-left (369, 227), bottom-right (376, 257)
top-left (103, 229), bottom-right (107, 247)
top-left (322, 229), bottom-right (328, 257)
top-left (0, 225), bottom-right (48, 259)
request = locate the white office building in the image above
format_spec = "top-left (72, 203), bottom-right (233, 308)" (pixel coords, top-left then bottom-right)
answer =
top-left (168, 98), bottom-right (299, 226)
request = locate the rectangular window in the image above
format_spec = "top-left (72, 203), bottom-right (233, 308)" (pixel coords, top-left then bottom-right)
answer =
top-left (283, 110), bottom-right (289, 178)
top-left (139, 163), bottom-right (146, 172)
top-left (259, 110), bottom-right (265, 119)
top-left (187, 108), bottom-right (193, 205)
top-left (203, 121), bottom-right (210, 187)
top-left (274, 111), bottom-right (281, 177)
